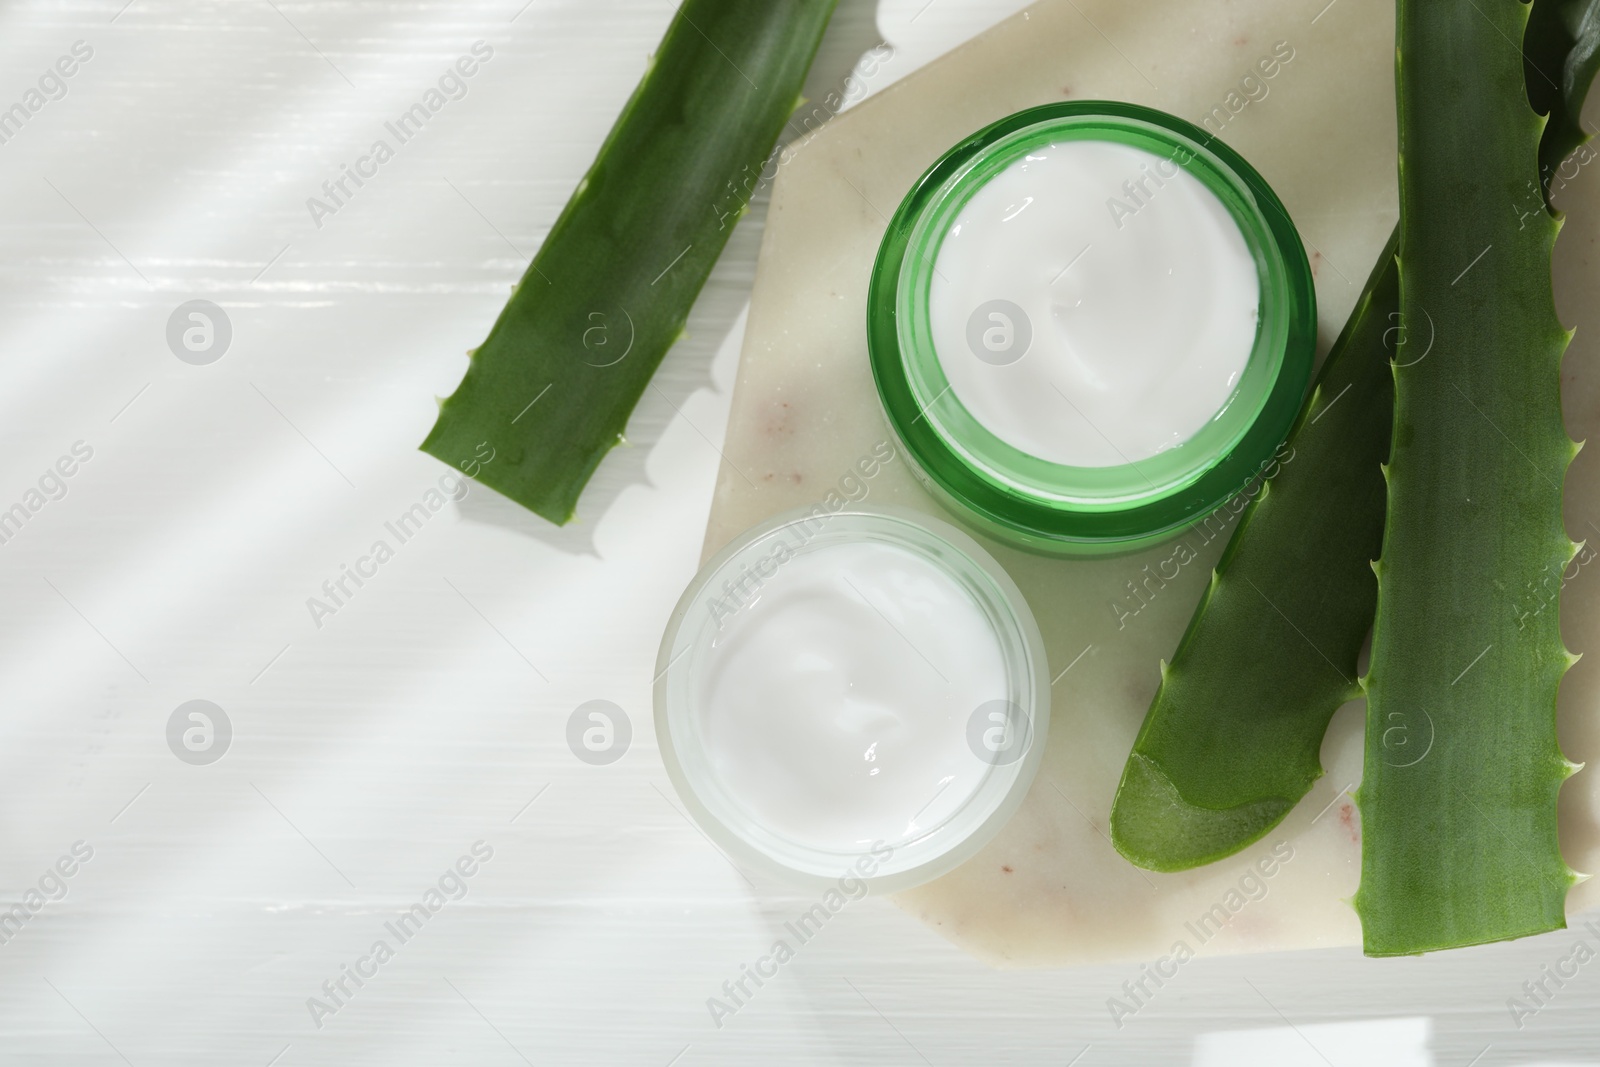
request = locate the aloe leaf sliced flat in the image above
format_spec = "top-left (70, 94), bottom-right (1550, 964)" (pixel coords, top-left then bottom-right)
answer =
top-left (422, 0), bottom-right (838, 524)
top-left (1353, 0), bottom-right (1583, 955)
top-left (1112, 0), bottom-right (1600, 876)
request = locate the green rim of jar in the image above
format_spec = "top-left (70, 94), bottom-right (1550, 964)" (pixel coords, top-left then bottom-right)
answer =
top-left (867, 101), bottom-right (1316, 557)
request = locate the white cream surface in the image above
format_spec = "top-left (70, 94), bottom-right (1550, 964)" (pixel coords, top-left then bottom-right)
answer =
top-left (698, 539), bottom-right (1006, 854)
top-left (928, 138), bottom-right (1260, 468)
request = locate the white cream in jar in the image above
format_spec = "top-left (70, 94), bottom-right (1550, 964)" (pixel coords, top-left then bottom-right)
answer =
top-left (697, 537), bottom-right (1005, 853)
top-left (928, 138), bottom-right (1260, 468)
top-left (656, 508), bottom-right (1048, 887)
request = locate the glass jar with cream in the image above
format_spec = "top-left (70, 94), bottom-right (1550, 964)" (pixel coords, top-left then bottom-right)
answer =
top-left (655, 507), bottom-right (1049, 890)
top-left (868, 101), bottom-right (1316, 556)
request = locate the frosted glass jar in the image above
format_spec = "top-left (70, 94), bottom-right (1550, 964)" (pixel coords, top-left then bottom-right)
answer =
top-left (655, 507), bottom-right (1048, 891)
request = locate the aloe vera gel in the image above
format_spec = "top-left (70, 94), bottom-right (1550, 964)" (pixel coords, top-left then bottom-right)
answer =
top-left (869, 102), bottom-right (1315, 555)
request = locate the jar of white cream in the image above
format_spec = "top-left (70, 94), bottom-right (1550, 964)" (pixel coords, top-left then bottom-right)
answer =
top-left (655, 507), bottom-right (1049, 890)
top-left (869, 102), bottom-right (1316, 556)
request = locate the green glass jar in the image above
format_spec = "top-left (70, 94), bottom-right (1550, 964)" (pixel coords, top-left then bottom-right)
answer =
top-left (867, 101), bottom-right (1316, 557)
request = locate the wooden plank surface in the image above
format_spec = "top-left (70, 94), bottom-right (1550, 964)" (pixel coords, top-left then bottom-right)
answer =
top-left (0, 0), bottom-right (1597, 1062)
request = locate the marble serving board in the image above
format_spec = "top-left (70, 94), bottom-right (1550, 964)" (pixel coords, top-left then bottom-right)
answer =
top-left (699, 0), bottom-right (1600, 967)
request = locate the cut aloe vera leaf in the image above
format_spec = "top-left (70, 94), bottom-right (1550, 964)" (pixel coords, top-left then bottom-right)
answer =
top-left (1109, 236), bottom-right (1395, 873)
top-left (422, 0), bottom-right (839, 524)
top-left (1354, 0), bottom-right (1581, 955)
top-left (1110, 0), bottom-right (1600, 875)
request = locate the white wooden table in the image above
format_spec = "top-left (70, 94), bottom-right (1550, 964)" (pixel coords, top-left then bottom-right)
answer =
top-left (0, 0), bottom-right (1597, 1063)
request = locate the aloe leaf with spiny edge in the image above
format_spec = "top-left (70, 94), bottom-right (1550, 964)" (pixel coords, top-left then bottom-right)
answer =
top-left (1353, 0), bottom-right (1583, 955)
top-left (1108, 236), bottom-right (1394, 873)
top-left (421, 0), bottom-right (839, 524)
top-left (1111, 0), bottom-right (1600, 876)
